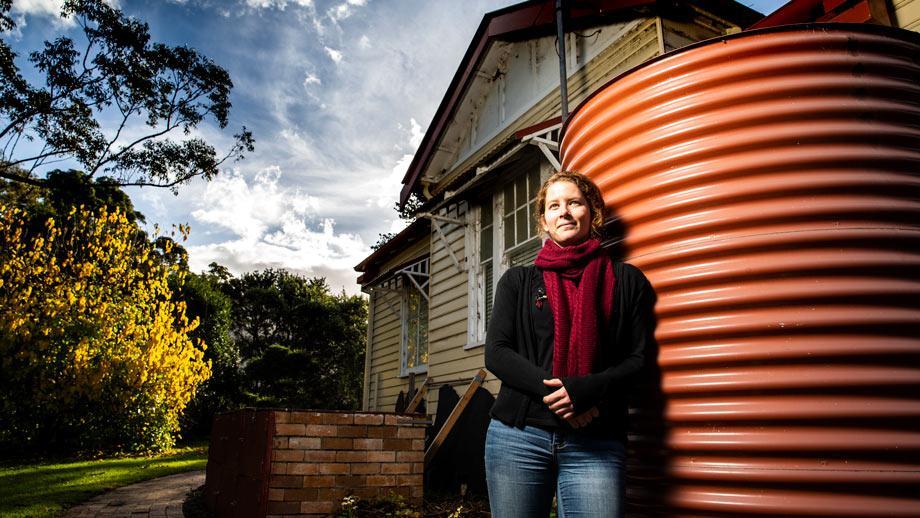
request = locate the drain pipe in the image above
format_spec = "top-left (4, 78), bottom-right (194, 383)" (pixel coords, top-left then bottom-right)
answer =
top-left (556, 0), bottom-right (569, 123)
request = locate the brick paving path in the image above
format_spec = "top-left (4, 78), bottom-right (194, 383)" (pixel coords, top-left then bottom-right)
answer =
top-left (63, 470), bottom-right (205, 518)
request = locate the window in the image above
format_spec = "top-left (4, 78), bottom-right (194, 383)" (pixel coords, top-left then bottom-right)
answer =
top-left (502, 167), bottom-right (542, 267)
top-left (480, 202), bottom-right (494, 333)
top-left (467, 160), bottom-right (547, 348)
top-left (402, 285), bottom-right (428, 374)
top-left (399, 258), bottom-right (429, 376)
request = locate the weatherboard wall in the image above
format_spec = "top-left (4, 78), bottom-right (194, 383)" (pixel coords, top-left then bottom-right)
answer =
top-left (363, 237), bottom-right (430, 413)
top-left (894, 0), bottom-right (920, 30)
top-left (425, 202), bottom-right (504, 414)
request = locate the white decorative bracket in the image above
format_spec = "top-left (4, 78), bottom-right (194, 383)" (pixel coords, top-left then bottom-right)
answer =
top-left (419, 211), bottom-right (467, 274)
top-left (398, 257), bottom-right (430, 303)
top-left (520, 122), bottom-right (562, 171)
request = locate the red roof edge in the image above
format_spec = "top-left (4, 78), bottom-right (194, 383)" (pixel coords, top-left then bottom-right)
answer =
top-left (513, 116), bottom-right (563, 139)
top-left (749, 0), bottom-right (826, 28)
top-left (748, 0), bottom-right (888, 29)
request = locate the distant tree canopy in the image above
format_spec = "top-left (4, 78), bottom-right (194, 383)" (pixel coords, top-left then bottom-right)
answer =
top-left (222, 269), bottom-right (367, 411)
top-left (175, 267), bottom-right (368, 437)
top-left (0, 0), bottom-right (253, 192)
top-left (175, 268), bottom-right (240, 438)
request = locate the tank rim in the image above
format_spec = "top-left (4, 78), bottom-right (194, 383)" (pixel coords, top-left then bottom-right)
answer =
top-left (560, 22), bottom-right (920, 142)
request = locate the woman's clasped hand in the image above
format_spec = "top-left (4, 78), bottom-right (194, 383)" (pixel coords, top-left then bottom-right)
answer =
top-left (542, 378), bottom-right (599, 427)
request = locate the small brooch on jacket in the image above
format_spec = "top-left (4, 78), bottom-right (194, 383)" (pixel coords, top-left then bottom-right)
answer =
top-left (535, 287), bottom-right (547, 310)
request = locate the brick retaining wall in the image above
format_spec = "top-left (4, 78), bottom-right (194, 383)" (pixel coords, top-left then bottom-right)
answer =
top-left (205, 409), bottom-right (426, 518)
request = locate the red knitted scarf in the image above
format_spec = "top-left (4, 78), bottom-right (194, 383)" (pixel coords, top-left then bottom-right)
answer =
top-left (534, 238), bottom-right (616, 377)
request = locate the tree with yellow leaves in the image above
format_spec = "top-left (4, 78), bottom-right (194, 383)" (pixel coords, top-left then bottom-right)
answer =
top-left (0, 203), bottom-right (211, 455)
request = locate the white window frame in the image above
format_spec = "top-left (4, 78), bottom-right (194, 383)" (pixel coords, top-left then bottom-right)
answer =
top-left (466, 197), bottom-right (503, 349)
top-left (466, 161), bottom-right (551, 349)
top-left (399, 258), bottom-right (429, 377)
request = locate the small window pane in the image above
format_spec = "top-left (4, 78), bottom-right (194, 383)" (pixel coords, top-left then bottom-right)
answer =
top-left (481, 203), bottom-right (492, 227)
top-left (516, 207), bottom-right (528, 243)
top-left (528, 169), bottom-right (541, 198)
top-left (407, 292), bottom-right (418, 314)
top-left (504, 215), bottom-right (514, 249)
top-left (419, 299), bottom-right (428, 365)
top-left (407, 319), bottom-right (418, 369)
top-left (504, 186), bottom-right (514, 215)
top-left (515, 174), bottom-right (527, 208)
top-left (480, 224), bottom-right (492, 263)
top-left (529, 202), bottom-right (538, 236)
top-left (509, 238), bottom-right (540, 267)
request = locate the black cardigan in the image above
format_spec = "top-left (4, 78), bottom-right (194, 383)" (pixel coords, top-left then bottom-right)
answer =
top-left (484, 262), bottom-right (656, 439)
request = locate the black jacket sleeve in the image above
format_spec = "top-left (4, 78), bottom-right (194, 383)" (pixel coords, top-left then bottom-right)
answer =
top-left (484, 267), bottom-right (553, 398)
top-left (562, 263), bottom-right (656, 413)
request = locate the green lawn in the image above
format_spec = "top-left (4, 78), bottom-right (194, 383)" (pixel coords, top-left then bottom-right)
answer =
top-left (0, 444), bottom-right (208, 518)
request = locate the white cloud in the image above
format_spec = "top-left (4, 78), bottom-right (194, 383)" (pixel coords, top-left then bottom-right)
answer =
top-left (11, 0), bottom-right (65, 16)
top-left (364, 117), bottom-right (425, 212)
top-left (303, 72), bottom-right (321, 87)
top-left (186, 165), bottom-right (368, 294)
top-left (277, 129), bottom-right (323, 165)
top-left (6, 0), bottom-right (118, 33)
top-left (328, 3), bottom-right (350, 20)
top-left (9, 0), bottom-right (72, 28)
top-left (323, 46), bottom-right (343, 63)
top-left (244, 0), bottom-right (313, 9)
top-left (357, 34), bottom-right (370, 49)
top-left (328, 0), bottom-right (367, 22)
top-left (407, 118), bottom-right (423, 149)
top-left (138, 189), bottom-right (168, 220)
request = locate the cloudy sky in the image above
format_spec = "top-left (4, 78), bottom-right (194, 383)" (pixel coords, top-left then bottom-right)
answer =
top-left (6, 0), bottom-right (784, 295)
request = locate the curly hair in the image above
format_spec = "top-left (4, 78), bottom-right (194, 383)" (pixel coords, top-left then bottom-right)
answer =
top-left (534, 170), bottom-right (606, 239)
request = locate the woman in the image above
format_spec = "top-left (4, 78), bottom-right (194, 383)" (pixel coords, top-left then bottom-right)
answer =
top-left (484, 170), bottom-right (655, 518)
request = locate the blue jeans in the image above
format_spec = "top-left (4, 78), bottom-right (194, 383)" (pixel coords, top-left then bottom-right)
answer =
top-left (484, 419), bottom-right (626, 518)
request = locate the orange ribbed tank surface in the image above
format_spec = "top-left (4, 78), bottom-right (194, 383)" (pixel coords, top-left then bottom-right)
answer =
top-left (560, 24), bottom-right (920, 517)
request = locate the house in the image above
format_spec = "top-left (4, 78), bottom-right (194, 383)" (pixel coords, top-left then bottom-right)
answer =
top-left (354, 0), bottom-right (764, 416)
top-left (350, 0), bottom-right (920, 511)
top-left (354, 0), bottom-right (919, 419)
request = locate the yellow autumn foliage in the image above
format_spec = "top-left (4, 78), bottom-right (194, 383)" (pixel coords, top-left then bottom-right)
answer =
top-left (0, 203), bottom-right (211, 453)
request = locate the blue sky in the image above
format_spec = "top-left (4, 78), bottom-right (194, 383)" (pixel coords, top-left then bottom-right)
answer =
top-left (6, 0), bottom-right (786, 294)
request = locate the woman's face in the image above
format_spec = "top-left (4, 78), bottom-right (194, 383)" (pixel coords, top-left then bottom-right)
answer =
top-left (540, 180), bottom-right (592, 247)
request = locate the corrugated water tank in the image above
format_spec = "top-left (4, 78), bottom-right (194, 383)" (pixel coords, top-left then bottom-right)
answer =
top-left (560, 23), bottom-right (920, 517)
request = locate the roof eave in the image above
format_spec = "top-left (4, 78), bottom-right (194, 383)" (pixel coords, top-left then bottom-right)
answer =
top-left (354, 218), bottom-right (431, 285)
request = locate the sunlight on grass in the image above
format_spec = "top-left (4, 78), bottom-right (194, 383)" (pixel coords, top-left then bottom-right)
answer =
top-left (0, 445), bottom-right (208, 518)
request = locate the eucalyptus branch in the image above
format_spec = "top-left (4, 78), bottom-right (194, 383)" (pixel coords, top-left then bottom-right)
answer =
top-left (90, 121), bottom-right (183, 174)
top-left (0, 168), bottom-right (45, 186)
top-left (117, 175), bottom-right (193, 189)
top-left (9, 149), bottom-right (71, 170)
top-left (93, 109), bottom-right (132, 173)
